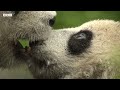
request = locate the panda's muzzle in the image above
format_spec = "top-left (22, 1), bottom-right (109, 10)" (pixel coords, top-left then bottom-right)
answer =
top-left (68, 30), bottom-right (93, 55)
top-left (14, 40), bottom-right (44, 59)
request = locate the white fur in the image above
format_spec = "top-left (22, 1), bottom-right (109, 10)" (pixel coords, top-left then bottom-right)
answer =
top-left (30, 20), bottom-right (120, 79)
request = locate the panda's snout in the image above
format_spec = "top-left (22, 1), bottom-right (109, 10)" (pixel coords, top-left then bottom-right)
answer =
top-left (68, 30), bottom-right (93, 55)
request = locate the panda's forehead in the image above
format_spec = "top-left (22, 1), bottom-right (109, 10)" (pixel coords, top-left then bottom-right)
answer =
top-left (79, 20), bottom-right (120, 31)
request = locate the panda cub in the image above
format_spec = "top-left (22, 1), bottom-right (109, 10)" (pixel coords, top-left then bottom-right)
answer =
top-left (0, 11), bottom-right (56, 78)
top-left (28, 20), bottom-right (120, 79)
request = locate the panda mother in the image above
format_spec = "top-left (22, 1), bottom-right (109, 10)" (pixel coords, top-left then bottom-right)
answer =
top-left (28, 19), bottom-right (120, 79)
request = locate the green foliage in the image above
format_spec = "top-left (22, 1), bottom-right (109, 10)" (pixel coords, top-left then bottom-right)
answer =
top-left (54, 11), bottom-right (120, 29)
top-left (18, 39), bottom-right (29, 48)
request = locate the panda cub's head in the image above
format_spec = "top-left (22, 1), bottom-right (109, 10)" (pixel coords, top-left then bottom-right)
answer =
top-left (0, 11), bottom-right (56, 41)
top-left (29, 20), bottom-right (120, 79)
top-left (0, 11), bottom-right (56, 68)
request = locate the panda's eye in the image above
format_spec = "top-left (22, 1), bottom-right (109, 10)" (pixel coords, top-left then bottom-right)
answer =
top-left (74, 30), bottom-right (93, 40)
top-left (68, 30), bottom-right (93, 55)
top-left (74, 33), bottom-right (86, 40)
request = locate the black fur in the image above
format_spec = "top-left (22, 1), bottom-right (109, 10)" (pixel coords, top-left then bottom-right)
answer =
top-left (13, 11), bottom-right (20, 16)
top-left (68, 30), bottom-right (93, 55)
top-left (49, 17), bottom-right (56, 27)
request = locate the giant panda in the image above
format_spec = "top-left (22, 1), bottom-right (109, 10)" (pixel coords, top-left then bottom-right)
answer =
top-left (0, 11), bottom-right (56, 78)
top-left (28, 19), bottom-right (120, 79)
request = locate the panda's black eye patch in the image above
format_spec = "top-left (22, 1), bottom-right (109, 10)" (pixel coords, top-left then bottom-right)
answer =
top-left (68, 30), bottom-right (93, 55)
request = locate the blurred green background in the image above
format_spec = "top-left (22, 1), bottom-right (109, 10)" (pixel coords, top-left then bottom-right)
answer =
top-left (54, 11), bottom-right (120, 29)
top-left (1, 11), bottom-right (120, 79)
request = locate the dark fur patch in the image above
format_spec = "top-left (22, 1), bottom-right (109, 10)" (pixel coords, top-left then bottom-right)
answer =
top-left (68, 30), bottom-right (93, 55)
top-left (49, 17), bottom-right (56, 27)
top-left (13, 11), bottom-right (20, 16)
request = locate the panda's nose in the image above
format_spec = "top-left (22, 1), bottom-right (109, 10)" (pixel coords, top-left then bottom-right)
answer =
top-left (49, 17), bottom-right (56, 27)
top-left (68, 30), bottom-right (93, 55)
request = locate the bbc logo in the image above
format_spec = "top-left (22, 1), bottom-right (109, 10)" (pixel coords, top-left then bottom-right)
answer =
top-left (3, 13), bottom-right (13, 17)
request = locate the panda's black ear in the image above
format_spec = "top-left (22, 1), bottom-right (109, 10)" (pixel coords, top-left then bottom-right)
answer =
top-left (68, 30), bottom-right (93, 55)
top-left (12, 11), bottom-right (20, 16)
top-left (49, 17), bottom-right (56, 27)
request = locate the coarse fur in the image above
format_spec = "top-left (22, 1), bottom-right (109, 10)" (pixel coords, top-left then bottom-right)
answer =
top-left (28, 20), bottom-right (120, 79)
top-left (0, 11), bottom-right (56, 70)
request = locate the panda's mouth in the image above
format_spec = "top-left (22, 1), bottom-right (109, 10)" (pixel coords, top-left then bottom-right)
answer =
top-left (29, 40), bottom-right (44, 47)
top-left (14, 40), bottom-right (44, 59)
top-left (15, 39), bottom-right (44, 50)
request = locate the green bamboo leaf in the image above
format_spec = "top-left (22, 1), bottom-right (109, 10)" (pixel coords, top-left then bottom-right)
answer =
top-left (18, 39), bottom-right (29, 48)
